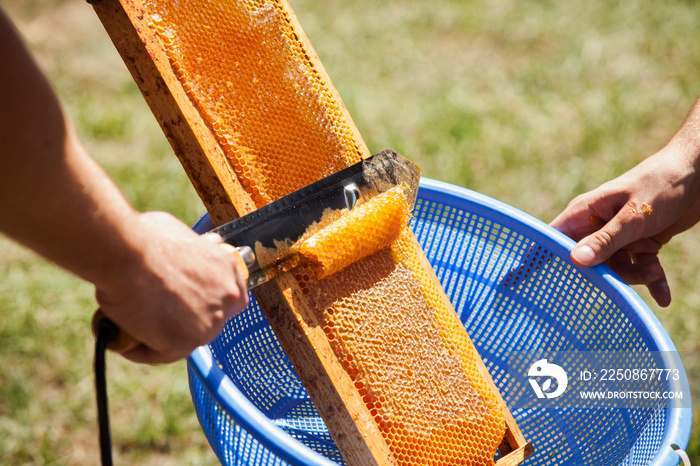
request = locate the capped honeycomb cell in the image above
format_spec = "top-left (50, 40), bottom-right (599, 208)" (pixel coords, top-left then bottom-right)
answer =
top-left (144, 0), bottom-right (364, 207)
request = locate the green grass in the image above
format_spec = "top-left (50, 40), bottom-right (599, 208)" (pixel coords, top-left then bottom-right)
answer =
top-left (1, 0), bottom-right (699, 463)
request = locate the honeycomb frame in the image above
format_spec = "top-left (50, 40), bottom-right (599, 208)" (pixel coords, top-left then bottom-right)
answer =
top-left (89, 0), bottom-right (533, 464)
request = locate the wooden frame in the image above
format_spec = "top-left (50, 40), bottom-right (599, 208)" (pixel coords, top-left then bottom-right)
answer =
top-left (88, 0), bottom-right (532, 463)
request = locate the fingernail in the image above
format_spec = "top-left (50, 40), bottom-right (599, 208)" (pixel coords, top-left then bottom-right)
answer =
top-left (571, 244), bottom-right (596, 265)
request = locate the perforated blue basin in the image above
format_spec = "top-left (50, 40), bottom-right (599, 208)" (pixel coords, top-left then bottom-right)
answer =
top-left (188, 178), bottom-right (691, 466)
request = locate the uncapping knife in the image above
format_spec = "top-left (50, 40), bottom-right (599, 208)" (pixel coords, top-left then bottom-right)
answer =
top-left (92, 149), bottom-right (420, 352)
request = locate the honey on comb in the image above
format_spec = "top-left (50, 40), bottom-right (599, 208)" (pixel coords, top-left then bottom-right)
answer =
top-left (143, 1), bottom-right (507, 463)
top-left (145, 0), bottom-right (363, 206)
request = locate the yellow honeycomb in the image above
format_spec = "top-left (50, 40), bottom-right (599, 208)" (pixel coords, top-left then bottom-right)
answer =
top-left (298, 186), bottom-right (409, 279)
top-left (141, 0), bottom-right (507, 463)
top-left (144, 0), bottom-right (364, 206)
top-left (295, 205), bottom-right (506, 465)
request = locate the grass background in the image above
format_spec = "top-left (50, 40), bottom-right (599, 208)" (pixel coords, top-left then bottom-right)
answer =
top-left (1, 0), bottom-right (699, 464)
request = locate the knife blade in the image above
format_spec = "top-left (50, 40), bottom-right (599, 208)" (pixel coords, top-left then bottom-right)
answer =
top-left (215, 149), bottom-right (420, 288)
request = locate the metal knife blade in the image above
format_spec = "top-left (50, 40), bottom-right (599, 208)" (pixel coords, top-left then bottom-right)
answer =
top-left (215, 149), bottom-right (420, 288)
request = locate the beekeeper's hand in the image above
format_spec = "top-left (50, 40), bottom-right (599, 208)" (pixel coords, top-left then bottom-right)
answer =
top-left (94, 212), bottom-right (248, 364)
top-left (551, 96), bottom-right (700, 307)
top-left (0, 9), bottom-right (247, 364)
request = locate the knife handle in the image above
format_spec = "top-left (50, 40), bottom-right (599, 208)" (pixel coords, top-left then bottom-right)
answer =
top-left (91, 246), bottom-right (254, 353)
top-left (92, 308), bottom-right (137, 353)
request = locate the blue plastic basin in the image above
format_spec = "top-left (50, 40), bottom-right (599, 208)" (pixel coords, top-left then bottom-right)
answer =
top-left (188, 178), bottom-right (691, 466)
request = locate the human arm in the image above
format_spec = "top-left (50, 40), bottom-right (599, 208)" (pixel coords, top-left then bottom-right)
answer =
top-left (550, 96), bottom-right (700, 307)
top-left (0, 10), bottom-right (247, 363)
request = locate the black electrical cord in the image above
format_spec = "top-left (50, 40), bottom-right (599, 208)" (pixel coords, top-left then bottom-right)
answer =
top-left (94, 317), bottom-right (119, 466)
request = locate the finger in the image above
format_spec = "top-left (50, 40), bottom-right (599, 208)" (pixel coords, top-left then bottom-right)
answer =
top-left (550, 201), bottom-right (606, 241)
top-left (606, 251), bottom-right (665, 285)
top-left (550, 188), bottom-right (629, 241)
top-left (222, 295), bottom-right (247, 321)
top-left (570, 210), bottom-right (649, 267)
top-left (201, 232), bottom-right (223, 243)
top-left (605, 252), bottom-right (671, 307)
top-left (648, 278), bottom-right (671, 308)
top-left (630, 253), bottom-right (665, 284)
top-left (120, 344), bottom-right (182, 365)
top-left (215, 244), bottom-right (250, 320)
top-left (220, 278), bottom-right (248, 321)
top-left (222, 245), bottom-right (251, 284)
top-left (623, 238), bottom-right (663, 256)
top-left (604, 249), bottom-right (635, 280)
top-left (632, 253), bottom-right (671, 307)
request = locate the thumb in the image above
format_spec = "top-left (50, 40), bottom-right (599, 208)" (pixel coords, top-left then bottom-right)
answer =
top-left (570, 212), bottom-right (643, 267)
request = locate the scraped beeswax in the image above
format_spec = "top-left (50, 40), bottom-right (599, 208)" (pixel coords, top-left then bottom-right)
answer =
top-left (142, 0), bottom-right (506, 463)
top-left (299, 186), bottom-right (409, 279)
